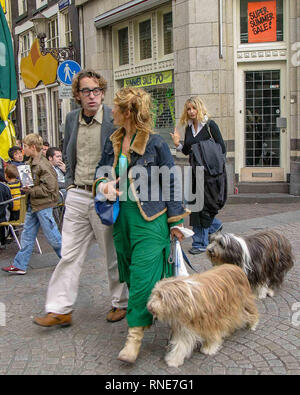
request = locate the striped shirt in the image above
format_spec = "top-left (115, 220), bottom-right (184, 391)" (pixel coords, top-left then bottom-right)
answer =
top-left (7, 180), bottom-right (21, 211)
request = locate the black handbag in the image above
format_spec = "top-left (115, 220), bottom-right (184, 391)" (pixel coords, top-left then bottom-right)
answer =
top-left (191, 122), bottom-right (225, 176)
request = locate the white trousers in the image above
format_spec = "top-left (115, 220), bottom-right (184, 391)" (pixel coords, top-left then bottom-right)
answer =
top-left (45, 188), bottom-right (128, 314)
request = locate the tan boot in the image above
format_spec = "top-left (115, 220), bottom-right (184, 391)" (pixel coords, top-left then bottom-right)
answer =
top-left (33, 312), bottom-right (72, 327)
top-left (117, 326), bottom-right (145, 364)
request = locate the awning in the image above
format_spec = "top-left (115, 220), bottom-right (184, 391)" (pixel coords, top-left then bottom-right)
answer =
top-left (94, 0), bottom-right (170, 29)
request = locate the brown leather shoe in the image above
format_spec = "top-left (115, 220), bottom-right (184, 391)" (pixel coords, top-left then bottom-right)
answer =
top-left (106, 307), bottom-right (127, 322)
top-left (33, 313), bottom-right (72, 327)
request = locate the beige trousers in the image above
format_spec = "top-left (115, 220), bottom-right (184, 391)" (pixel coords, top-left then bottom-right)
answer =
top-left (45, 188), bottom-right (128, 314)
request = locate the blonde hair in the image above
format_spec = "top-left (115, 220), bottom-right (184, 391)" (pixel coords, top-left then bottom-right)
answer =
top-left (114, 87), bottom-right (153, 135)
top-left (179, 96), bottom-right (210, 126)
top-left (23, 133), bottom-right (43, 151)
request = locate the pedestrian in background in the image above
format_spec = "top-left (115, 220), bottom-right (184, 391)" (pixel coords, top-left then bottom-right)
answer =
top-left (4, 164), bottom-right (22, 221)
top-left (0, 180), bottom-right (12, 249)
top-left (7, 146), bottom-right (25, 167)
top-left (2, 134), bottom-right (62, 275)
top-left (41, 141), bottom-right (50, 157)
top-left (33, 69), bottom-right (128, 329)
top-left (170, 96), bottom-right (226, 254)
top-left (46, 147), bottom-right (67, 200)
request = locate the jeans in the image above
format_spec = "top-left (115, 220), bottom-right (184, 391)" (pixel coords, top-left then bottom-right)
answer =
top-left (192, 217), bottom-right (222, 251)
top-left (14, 206), bottom-right (62, 271)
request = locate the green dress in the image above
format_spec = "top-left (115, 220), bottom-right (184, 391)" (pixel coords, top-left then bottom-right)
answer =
top-left (113, 152), bottom-right (174, 327)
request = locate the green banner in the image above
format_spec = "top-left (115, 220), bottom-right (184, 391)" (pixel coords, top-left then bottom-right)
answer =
top-left (0, 5), bottom-right (17, 160)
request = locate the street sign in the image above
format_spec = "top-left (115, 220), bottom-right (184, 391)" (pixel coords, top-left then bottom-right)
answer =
top-left (59, 85), bottom-right (73, 99)
top-left (57, 60), bottom-right (81, 86)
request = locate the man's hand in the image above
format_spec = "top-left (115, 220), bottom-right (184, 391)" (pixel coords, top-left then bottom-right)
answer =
top-left (57, 160), bottom-right (66, 173)
top-left (21, 186), bottom-right (31, 194)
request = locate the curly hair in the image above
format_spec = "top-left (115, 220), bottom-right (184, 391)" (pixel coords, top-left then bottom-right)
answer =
top-left (179, 96), bottom-right (210, 126)
top-left (8, 146), bottom-right (22, 160)
top-left (72, 69), bottom-right (108, 105)
top-left (114, 87), bottom-right (154, 135)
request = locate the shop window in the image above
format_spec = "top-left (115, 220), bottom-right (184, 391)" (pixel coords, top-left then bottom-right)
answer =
top-left (47, 17), bottom-right (59, 48)
top-left (139, 19), bottom-right (152, 60)
top-left (118, 27), bottom-right (129, 66)
top-left (245, 70), bottom-right (280, 167)
top-left (24, 97), bottom-right (33, 134)
top-left (240, 0), bottom-right (283, 44)
top-left (163, 12), bottom-right (173, 55)
top-left (36, 93), bottom-right (47, 142)
top-left (18, 0), bottom-right (27, 16)
top-left (147, 84), bottom-right (175, 146)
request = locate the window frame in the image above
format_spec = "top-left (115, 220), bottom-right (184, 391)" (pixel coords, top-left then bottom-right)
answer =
top-left (35, 0), bottom-right (47, 10)
top-left (18, 0), bottom-right (27, 16)
top-left (47, 16), bottom-right (59, 49)
top-left (20, 31), bottom-right (31, 58)
top-left (118, 26), bottom-right (129, 66)
top-left (237, 0), bottom-right (288, 49)
top-left (138, 18), bottom-right (152, 61)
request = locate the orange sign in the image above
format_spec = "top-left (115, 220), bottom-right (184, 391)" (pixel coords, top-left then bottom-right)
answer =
top-left (20, 39), bottom-right (58, 89)
top-left (248, 1), bottom-right (277, 43)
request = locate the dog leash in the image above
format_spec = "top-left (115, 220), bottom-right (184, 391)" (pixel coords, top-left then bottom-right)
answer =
top-left (169, 237), bottom-right (199, 273)
top-left (181, 246), bottom-right (199, 273)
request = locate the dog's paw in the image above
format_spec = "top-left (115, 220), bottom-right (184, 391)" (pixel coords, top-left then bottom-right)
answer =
top-left (250, 320), bottom-right (259, 331)
top-left (165, 355), bottom-right (184, 368)
top-left (200, 342), bottom-right (221, 356)
top-left (267, 288), bottom-right (274, 297)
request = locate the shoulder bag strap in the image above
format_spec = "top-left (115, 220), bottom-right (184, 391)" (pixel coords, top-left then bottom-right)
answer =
top-left (206, 120), bottom-right (214, 140)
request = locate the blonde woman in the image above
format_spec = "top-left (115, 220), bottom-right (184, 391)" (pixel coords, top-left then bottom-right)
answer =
top-left (94, 87), bottom-right (189, 364)
top-left (170, 96), bottom-right (226, 254)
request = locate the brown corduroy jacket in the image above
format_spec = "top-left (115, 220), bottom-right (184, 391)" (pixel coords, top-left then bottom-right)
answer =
top-left (26, 152), bottom-right (59, 212)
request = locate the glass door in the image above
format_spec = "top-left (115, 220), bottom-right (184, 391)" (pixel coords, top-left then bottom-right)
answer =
top-left (245, 70), bottom-right (281, 167)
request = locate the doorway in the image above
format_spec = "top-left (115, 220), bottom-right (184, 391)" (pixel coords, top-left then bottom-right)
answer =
top-left (237, 63), bottom-right (287, 182)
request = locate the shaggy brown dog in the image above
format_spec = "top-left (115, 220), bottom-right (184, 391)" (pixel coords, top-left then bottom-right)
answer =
top-left (147, 265), bottom-right (259, 367)
top-left (206, 230), bottom-right (294, 299)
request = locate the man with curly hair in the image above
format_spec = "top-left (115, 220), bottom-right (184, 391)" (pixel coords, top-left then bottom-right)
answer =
top-left (34, 70), bottom-right (128, 328)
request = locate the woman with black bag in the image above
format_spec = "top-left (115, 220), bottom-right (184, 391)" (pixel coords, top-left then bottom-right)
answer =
top-left (170, 96), bottom-right (227, 254)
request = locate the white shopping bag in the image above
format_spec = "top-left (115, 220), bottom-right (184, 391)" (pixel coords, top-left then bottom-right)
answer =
top-left (169, 238), bottom-right (189, 277)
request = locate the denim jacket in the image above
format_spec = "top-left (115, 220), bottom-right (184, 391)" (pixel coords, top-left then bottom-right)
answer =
top-left (94, 127), bottom-right (190, 223)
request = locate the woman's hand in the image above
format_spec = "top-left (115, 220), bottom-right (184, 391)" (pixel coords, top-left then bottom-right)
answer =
top-left (170, 128), bottom-right (181, 147)
top-left (99, 178), bottom-right (122, 201)
top-left (170, 224), bottom-right (184, 242)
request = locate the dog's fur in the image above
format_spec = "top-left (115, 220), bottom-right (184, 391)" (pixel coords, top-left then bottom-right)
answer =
top-left (206, 230), bottom-right (294, 299)
top-left (147, 264), bottom-right (259, 368)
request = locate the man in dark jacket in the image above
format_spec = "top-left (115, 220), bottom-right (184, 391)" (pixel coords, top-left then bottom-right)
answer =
top-left (0, 181), bottom-right (12, 248)
top-left (34, 70), bottom-right (128, 328)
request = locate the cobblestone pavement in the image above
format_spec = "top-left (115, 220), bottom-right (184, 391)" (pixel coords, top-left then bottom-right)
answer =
top-left (0, 202), bottom-right (299, 375)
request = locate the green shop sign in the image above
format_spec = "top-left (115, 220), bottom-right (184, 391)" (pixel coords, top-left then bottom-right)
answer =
top-left (124, 70), bottom-right (173, 88)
